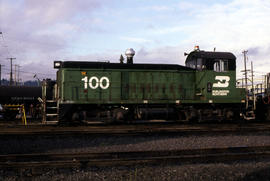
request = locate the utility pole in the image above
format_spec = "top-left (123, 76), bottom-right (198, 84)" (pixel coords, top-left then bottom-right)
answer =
top-left (251, 61), bottom-right (255, 110)
top-left (242, 50), bottom-right (249, 110)
top-left (17, 65), bottom-right (21, 86)
top-left (0, 64), bottom-right (1, 85)
top-left (0, 64), bottom-right (5, 86)
top-left (7, 57), bottom-right (16, 85)
top-left (265, 75), bottom-right (267, 94)
top-left (14, 64), bottom-right (17, 85)
top-left (14, 64), bottom-right (21, 86)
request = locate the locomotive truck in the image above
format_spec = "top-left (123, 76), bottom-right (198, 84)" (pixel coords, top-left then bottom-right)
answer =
top-left (45, 46), bottom-right (246, 123)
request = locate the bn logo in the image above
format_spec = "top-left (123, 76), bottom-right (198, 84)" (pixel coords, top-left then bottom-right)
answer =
top-left (213, 76), bottom-right (230, 88)
top-left (81, 76), bottom-right (110, 89)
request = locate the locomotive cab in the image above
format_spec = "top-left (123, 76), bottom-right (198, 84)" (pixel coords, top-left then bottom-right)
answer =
top-left (185, 48), bottom-right (245, 104)
top-left (183, 47), bottom-right (246, 121)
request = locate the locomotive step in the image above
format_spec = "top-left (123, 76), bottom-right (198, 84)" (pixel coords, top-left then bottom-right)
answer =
top-left (46, 114), bottom-right (58, 117)
top-left (44, 120), bottom-right (59, 124)
top-left (46, 107), bottom-right (58, 109)
top-left (46, 100), bottom-right (57, 103)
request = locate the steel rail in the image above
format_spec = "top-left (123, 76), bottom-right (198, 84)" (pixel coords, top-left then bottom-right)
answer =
top-left (1, 145), bottom-right (270, 169)
top-left (1, 123), bottom-right (270, 135)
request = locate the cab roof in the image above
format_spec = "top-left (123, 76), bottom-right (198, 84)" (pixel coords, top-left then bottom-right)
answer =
top-left (186, 50), bottom-right (236, 63)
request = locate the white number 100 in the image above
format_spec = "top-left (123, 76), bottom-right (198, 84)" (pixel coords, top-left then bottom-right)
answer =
top-left (81, 76), bottom-right (110, 89)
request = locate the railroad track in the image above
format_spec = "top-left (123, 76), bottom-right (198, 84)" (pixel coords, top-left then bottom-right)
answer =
top-left (1, 145), bottom-right (270, 169)
top-left (1, 122), bottom-right (270, 135)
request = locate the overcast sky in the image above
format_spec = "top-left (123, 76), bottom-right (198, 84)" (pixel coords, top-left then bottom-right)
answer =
top-left (0, 0), bottom-right (270, 81)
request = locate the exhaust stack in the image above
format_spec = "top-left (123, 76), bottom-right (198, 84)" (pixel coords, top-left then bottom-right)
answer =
top-left (125, 48), bottom-right (135, 64)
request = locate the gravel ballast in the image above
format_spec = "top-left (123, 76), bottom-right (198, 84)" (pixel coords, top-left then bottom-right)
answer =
top-left (1, 160), bottom-right (270, 180)
top-left (1, 132), bottom-right (270, 154)
top-left (2, 131), bottom-right (270, 180)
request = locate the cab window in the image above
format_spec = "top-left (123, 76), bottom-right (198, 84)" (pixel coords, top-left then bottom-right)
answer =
top-left (213, 59), bottom-right (228, 72)
top-left (196, 58), bottom-right (202, 70)
top-left (186, 58), bottom-right (203, 70)
top-left (186, 59), bottom-right (196, 69)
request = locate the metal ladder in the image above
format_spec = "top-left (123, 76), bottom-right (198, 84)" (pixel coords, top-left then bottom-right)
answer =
top-left (43, 100), bottom-right (59, 124)
top-left (41, 80), bottom-right (59, 124)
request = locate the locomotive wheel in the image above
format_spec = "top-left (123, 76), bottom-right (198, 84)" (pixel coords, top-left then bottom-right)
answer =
top-left (112, 108), bottom-right (127, 122)
top-left (176, 110), bottom-right (186, 121)
top-left (224, 109), bottom-right (234, 120)
top-left (72, 111), bottom-right (86, 123)
top-left (187, 109), bottom-right (199, 123)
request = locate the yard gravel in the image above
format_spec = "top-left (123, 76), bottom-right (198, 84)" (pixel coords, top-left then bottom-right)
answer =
top-left (1, 132), bottom-right (270, 154)
top-left (1, 160), bottom-right (270, 180)
top-left (2, 131), bottom-right (270, 180)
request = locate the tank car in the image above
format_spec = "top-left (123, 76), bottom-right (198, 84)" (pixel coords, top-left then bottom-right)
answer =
top-left (49, 47), bottom-right (245, 123)
top-left (0, 85), bottom-right (42, 120)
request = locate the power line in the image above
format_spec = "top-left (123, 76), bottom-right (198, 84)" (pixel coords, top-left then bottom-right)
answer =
top-left (0, 32), bottom-right (12, 58)
top-left (0, 66), bottom-right (55, 76)
top-left (19, 69), bottom-right (55, 76)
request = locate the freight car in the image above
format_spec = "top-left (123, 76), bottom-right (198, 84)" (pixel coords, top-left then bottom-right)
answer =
top-left (0, 80), bottom-right (55, 121)
top-left (255, 73), bottom-right (270, 121)
top-left (0, 86), bottom-right (42, 120)
top-left (47, 47), bottom-right (246, 123)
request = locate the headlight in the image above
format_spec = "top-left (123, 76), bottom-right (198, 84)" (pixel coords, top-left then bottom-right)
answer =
top-left (54, 61), bottom-right (62, 68)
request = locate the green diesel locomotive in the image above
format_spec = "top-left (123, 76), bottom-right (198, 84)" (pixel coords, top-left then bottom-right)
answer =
top-left (50, 47), bottom-right (245, 123)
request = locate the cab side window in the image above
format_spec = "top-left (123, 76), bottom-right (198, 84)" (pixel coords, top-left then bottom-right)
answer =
top-left (186, 58), bottom-right (203, 70)
top-left (213, 59), bottom-right (228, 72)
top-left (196, 58), bottom-right (202, 70)
top-left (186, 59), bottom-right (196, 69)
